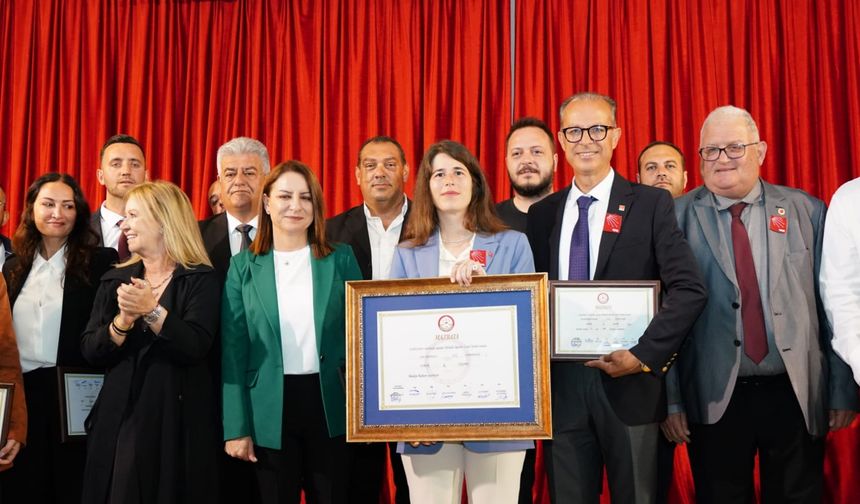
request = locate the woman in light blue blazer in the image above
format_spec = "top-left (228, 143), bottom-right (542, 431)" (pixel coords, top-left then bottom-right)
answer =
top-left (390, 140), bottom-right (535, 504)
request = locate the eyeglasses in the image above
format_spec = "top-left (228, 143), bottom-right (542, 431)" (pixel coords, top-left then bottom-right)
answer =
top-left (698, 142), bottom-right (759, 161)
top-left (560, 125), bottom-right (616, 143)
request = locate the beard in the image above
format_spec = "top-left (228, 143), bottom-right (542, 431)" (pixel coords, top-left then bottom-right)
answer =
top-left (512, 172), bottom-right (553, 198)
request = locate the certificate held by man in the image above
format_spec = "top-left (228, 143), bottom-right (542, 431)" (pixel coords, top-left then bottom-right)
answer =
top-left (378, 306), bottom-right (519, 410)
top-left (550, 281), bottom-right (660, 360)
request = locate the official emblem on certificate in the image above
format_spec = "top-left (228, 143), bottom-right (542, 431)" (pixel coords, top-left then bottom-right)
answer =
top-left (345, 274), bottom-right (552, 442)
top-left (550, 281), bottom-right (660, 360)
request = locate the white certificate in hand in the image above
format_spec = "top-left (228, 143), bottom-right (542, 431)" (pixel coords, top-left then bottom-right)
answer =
top-left (377, 305), bottom-right (520, 410)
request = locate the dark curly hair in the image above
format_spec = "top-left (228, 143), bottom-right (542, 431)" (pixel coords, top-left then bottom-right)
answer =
top-left (8, 173), bottom-right (99, 288)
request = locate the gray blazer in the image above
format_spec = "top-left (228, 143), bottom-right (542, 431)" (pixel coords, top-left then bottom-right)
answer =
top-left (668, 181), bottom-right (858, 436)
top-left (390, 229), bottom-right (535, 454)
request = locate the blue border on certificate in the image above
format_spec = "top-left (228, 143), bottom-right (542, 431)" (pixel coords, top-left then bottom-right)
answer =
top-left (362, 290), bottom-right (535, 426)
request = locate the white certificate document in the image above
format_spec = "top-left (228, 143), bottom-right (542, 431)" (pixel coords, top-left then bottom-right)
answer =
top-left (554, 286), bottom-right (654, 356)
top-left (377, 305), bottom-right (520, 410)
top-left (64, 373), bottom-right (104, 436)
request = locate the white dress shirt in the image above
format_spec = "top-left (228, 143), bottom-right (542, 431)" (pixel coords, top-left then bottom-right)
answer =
top-left (0, 241), bottom-right (6, 269)
top-left (274, 246), bottom-right (319, 374)
top-left (557, 169), bottom-right (615, 280)
top-left (821, 177), bottom-right (860, 385)
top-left (364, 200), bottom-right (408, 280)
top-left (225, 212), bottom-right (259, 256)
top-left (99, 203), bottom-right (125, 250)
top-left (14, 245), bottom-right (66, 372)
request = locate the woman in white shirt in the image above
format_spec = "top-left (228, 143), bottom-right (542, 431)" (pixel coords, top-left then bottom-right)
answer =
top-left (221, 160), bottom-right (363, 504)
top-left (0, 173), bottom-right (117, 504)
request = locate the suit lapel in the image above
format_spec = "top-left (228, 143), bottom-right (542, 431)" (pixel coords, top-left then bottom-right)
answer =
top-left (345, 209), bottom-right (372, 278)
top-left (549, 188), bottom-right (570, 280)
top-left (416, 234), bottom-right (442, 277)
top-left (762, 182), bottom-right (788, 296)
top-left (692, 188), bottom-right (737, 287)
top-left (311, 251), bottom-right (334, 350)
top-left (594, 176), bottom-right (634, 279)
top-left (473, 233), bottom-right (500, 273)
top-left (250, 252), bottom-right (280, 337)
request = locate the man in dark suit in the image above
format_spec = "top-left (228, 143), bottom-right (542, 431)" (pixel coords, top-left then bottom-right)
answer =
top-left (326, 135), bottom-right (411, 503)
top-left (0, 185), bottom-right (10, 268)
top-left (496, 117), bottom-right (558, 233)
top-left (91, 134), bottom-right (147, 258)
top-left (636, 141), bottom-right (688, 199)
top-left (527, 92), bottom-right (707, 503)
top-left (198, 136), bottom-right (269, 504)
top-left (664, 105), bottom-right (858, 503)
top-left (199, 136), bottom-right (270, 276)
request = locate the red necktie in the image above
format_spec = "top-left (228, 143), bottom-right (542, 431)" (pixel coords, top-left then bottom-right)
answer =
top-left (729, 203), bottom-right (768, 363)
top-left (117, 220), bottom-right (130, 260)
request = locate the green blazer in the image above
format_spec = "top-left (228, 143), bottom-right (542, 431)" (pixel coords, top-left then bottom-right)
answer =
top-left (221, 244), bottom-right (362, 448)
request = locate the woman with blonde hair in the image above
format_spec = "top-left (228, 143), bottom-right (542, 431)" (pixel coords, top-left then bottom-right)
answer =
top-left (81, 181), bottom-right (221, 504)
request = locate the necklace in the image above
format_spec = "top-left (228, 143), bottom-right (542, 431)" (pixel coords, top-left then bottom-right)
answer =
top-left (146, 272), bottom-right (173, 292)
top-left (441, 232), bottom-right (474, 245)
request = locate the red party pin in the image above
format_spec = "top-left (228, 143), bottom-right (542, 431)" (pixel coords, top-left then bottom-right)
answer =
top-left (603, 213), bottom-right (623, 234)
top-left (770, 215), bottom-right (787, 233)
top-left (469, 249), bottom-right (488, 267)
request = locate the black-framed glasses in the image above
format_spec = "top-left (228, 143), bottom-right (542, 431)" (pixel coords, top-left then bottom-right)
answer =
top-left (698, 142), bottom-right (759, 161)
top-left (560, 125), bottom-right (616, 143)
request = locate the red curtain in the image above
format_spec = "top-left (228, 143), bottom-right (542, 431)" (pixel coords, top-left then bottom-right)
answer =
top-left (2, 1), bottom-right (860, 502)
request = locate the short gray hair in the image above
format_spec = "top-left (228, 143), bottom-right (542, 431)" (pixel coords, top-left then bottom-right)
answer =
top-left (558, 92), bottom-right (617, 124)
top-left (700, 105), bottom-right (760, 144)
top-left (216, 137), bottom-right (271, 176)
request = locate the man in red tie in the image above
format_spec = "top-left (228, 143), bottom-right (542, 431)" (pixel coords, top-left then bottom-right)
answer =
top-left (91, 134), bottom-right (147, 260)
top-left (666, 105), bottom-right (858, 503)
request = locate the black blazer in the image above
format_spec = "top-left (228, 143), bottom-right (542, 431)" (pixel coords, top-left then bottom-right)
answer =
top-left (0, 234), bottom-right (11, 261)
top-left (527, 173), bottom-right (707, 426)
top-left (90, 209), bottom-right (105, 247)
top-left (2, 246), bottom-right (118, 368)
top-left (199, 212), bottom-right (231, 277)
top-left (326, 201), bottom-right (411, 280)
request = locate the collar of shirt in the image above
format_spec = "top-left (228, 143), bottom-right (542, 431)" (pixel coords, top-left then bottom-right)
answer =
top-left (32, 243), bottom-right (67, 274)
top-left (569, 168), bottom-right (615, 203)
top-left (100, 202), bottom-right (125, 227)
top-left (712, 178), bottom-right (764, 211)
top-left (225, 212), bottom-right (258, 234)
top-left (362, 199), bottom-right (408, 230)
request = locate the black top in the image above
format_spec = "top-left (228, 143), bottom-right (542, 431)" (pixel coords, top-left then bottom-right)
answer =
top-left (495, 199), bottom-right (528, 233)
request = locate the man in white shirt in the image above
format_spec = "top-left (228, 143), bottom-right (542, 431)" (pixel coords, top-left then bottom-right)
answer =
top-left (821, 176), bottom-right (860, 385)
top-left (0, 185), bottom-right (10, 268)
top-left (90, 134), bottom-right (148, 259)
top-left (326, 135), bottom-right (411, 503)
top-left (199, 136), bottom-right (270, 277)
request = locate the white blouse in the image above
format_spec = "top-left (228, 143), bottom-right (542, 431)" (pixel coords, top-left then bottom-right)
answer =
top-left (437, 233), bottom-right (476, 277)
top-left (14, 245), bottom-right (66, 372)
top-left (274, 246), bottom-right (319, 374)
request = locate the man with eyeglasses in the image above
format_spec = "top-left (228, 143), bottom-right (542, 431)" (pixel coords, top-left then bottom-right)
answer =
top-left (0, 185), bottom-right (10, 268)
top-left (665, 105), bottom-right (858, 503)
top-left (527, 92), bottom-right (706, 503)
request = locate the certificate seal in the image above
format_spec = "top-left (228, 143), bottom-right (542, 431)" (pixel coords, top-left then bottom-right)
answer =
top-left (438, 315), bottom-right (455, 332)
top-left (597, 292), bottom-right (609, 304)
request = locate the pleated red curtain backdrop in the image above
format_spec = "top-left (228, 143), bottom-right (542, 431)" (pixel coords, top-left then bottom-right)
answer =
top-left (0, 0), bottom-right (509, 231)
top-left (513, 1), bottom-right (860, 503)
top-left (2, 1), bottom-right (860, 503)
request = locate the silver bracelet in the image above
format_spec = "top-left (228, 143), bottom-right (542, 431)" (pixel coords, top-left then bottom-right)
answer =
top-left (143, 304), bottom-right (164, 325)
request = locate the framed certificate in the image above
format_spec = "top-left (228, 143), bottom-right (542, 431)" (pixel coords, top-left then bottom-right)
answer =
top-left (0, 383), bottom-right (13, 446)
top-left (57, 367), bottom-right (104, 442)
top-left (550, 281), bottom-right (660, 360)
top-left (346, 273), bottom-right (551, 442)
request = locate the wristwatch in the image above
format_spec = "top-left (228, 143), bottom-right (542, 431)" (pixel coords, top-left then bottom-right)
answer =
top-left (143, 304), bottom-right (164, 325)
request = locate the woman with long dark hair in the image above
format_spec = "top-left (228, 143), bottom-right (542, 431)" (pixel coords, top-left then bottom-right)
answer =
top-left (0, 173), bottom-right (117, 504)
top-left (221, 161), bottom-right (362, 503)
top-left (391, 140), bottom-right (535, 503)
